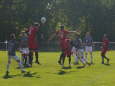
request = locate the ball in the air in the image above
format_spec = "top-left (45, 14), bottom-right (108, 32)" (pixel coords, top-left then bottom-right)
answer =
top-left (41, 17), bottom-right (46, 24)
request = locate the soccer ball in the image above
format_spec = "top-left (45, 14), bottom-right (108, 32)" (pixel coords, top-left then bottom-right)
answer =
top-left (41, 17), bottom-right (46, 24)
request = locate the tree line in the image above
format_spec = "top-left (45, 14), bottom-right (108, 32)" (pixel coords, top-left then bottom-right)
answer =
top-left (0, 0), bottom-right (115, 42)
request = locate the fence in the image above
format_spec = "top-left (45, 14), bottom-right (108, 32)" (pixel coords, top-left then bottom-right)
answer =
top-left (0, 41), bottom-right (115, 51)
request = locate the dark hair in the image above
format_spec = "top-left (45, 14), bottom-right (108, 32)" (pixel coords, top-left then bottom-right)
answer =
top-left (10, 33), bottom-right (16, 40)
top-left (60, 25), bottom-right (64, 30)
top-left (33, 22), bottom-right (40, 27)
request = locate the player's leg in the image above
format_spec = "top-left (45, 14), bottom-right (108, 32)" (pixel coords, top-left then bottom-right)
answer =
top-left (22, 54), bottom-right (27, 66)
top-left (85, 46), bottom-right (88, 61)
top-left (26, 55), bottom-right (31, 67)
top-left (20, 49), bottom-right (25, 65)
top-left (105, 56), bottom-right (109, 64)
top-left (58, 50), bottom-right (64, 65)
top-left (103, 51), bottom-right (110, 64)
top-left (61, 49), bottom-right (66, 68)
top-left (68, 56), bottom-right (71, 67)
top-left (21, 54), bottom-right (24, 65)
top-left (13, 56), bottom-right (26, 73)
top-left (67, 49), bottom-right (71, 67)
top-left (101, 52), bottom-right (105, 64)
top-left (72, 47), bottom-right (79, 64)
top-left (79, 49), bottom-right (87, 66)
top-left (24, 55), bottom-right (27, 66)
top-left (29, 49), bottom-right (33, 66)
top-left (90, 52), bottom-right (93, 64)
top-left (25, 48), bottom-right (31, 67)
top-left (89, 46), bottom-right (93, 64)
top-left (6, 56), bottom-right (12, 76)
top-left (62, 55), bottom-right (66, 68)
top-left (35, 49), bottom-right (40, 64)
top-left (80, 57), bottom-right (86, 67)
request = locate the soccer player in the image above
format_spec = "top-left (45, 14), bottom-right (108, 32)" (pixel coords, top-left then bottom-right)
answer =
top-left (48, 25), bottom-right (76, 67)
top-left (19, 31), bottom-right (30, 67)
top-left (75, 34), bottom-right (89, 67)
top-left (27, 22), bottom-right (40, 66)
top-left (101, 34), bottom-right (110, 64)
top-left (84, 32), bottom-right (93, 64)
top-left (6, 33), bottom-right (26, 76)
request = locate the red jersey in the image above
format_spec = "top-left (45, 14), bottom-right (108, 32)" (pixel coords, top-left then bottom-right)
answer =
top-left (102, 37), bottom-right (109, 49)
top-left (28, 26), bottom-right (39, 49)
top-left (56, 29), bottom-right (70, 49)
top-left (56, 29), bottom-right (69, 40)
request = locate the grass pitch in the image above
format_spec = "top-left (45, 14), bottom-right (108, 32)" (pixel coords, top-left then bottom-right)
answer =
top-left (0, 51), bottom-right (115, 86)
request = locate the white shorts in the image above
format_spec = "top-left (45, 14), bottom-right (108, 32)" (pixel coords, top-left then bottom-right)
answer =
top-left (85, 46), bottom-right (93, 52)
top-left (77, 49), bottom-right (84, 58)
top-left (71, 47), bottom-right (77, 54)
top-left (20, 48), bottom-right (29, 54)
top-left (8, 56), bottom-right (20, 61)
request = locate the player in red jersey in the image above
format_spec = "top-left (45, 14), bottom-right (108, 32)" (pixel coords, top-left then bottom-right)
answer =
top-left (27, 22), bottom-right (40, 66)
top-left (49, 25), bottom-right (77, 67)
top-left (101, 34), bottom-right (110, 64)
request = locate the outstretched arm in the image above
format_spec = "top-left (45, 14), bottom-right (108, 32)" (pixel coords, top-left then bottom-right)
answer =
top-left (69, 29), bottom-right (81, 35)
top-left (48, 33), bottom-right (56, 41)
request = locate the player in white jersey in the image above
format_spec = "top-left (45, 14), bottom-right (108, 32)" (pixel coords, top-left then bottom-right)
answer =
top-left (19, 31), bottom-right (30, 67)
top-left (84, 32), bottom-right (93, 64)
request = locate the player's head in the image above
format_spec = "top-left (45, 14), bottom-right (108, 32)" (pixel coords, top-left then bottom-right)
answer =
top-left (20, 31), bottom-right (27, 37)
top-left (104, 33), bottom-right (108, 38)
top-left (103, 33), bottom-right (108, 40)
top-left (10, 33), bottom-right (16, 40)
top-left (60, 25), bottom-right (64, 30)
top-left (33, 22), bottom-right (40, 27)
top-left (86, 32), bottom-right (90, 36)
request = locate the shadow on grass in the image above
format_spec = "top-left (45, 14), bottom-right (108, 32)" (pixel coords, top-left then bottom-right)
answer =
top-left (57, 70), bottom-right (67, 75)
top-left (62, 67), bottom-right (72, 70)
top-left (57, 69), bottom-right (74, 75)
top-left (104, 63), bottom-right (111, 66)
top-left (3, 74), bottom-right (21, 79)
top-left (77, 66), bottom-right (85, 69)
top-left (23, 72), bottom-right (40, 78)
top-left (3, 72), bottom-right (40, 79)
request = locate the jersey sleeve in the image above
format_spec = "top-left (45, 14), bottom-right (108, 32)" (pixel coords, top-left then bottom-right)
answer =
top-left (64, 30), bottom-right (70, 34)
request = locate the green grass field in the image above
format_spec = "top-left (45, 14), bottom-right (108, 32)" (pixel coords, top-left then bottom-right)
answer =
top-left (0, 51), bottom-right (115, 86)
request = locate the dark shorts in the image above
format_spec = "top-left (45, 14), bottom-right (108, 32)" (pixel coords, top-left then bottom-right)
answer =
top-left (101, 48), bottom-right (108, 55)
top-left (29, 48), bottom-right (39, 52)
top-left (61, 48), bottom-right (71, 57)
